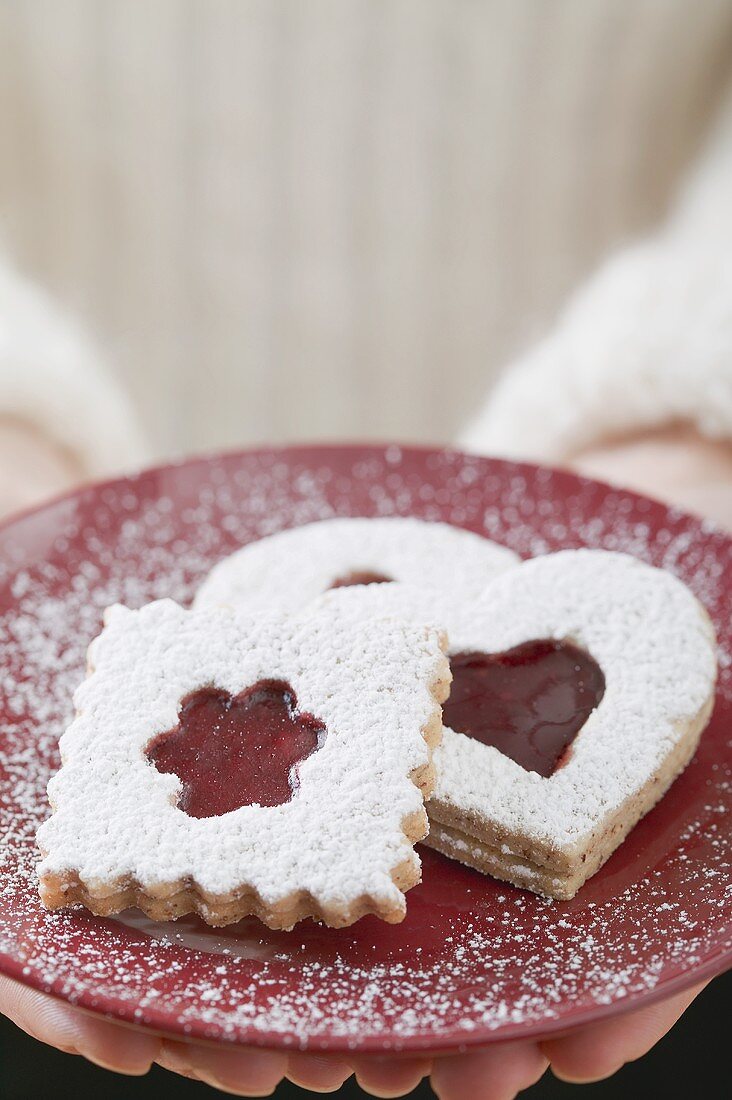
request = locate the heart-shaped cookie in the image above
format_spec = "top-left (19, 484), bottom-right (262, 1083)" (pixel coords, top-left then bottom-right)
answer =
top-left (313, 550), bottom-right (717, 899)
top-left (37, 599), bottom-right (450, 929)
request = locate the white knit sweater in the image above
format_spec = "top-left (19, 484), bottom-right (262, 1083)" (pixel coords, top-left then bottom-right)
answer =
top-left (461, 88), bottom-right (732, 459)
top-left (0, 1), bottom-right (732, 471)
top-left (0, 263), bottom-right (147, 474)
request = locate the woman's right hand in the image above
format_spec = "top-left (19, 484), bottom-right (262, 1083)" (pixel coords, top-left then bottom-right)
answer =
top-left (570, 423), bottom-right (732, 531)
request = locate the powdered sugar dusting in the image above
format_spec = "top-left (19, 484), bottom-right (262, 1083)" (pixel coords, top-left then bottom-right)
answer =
top-left (0, 446), bottom-right (729, 1051)
top-left (194, 516), bottom-right (518, 612)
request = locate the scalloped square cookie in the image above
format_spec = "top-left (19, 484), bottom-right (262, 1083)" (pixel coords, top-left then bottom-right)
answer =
top-left (37, 598), bottom-right (450, 929)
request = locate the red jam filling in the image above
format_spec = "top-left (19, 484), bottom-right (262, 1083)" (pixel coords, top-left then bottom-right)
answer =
top-left (146, 681), bottom-right (325, 818)
top-left (330, 571), bottom-right (393, 589)
top-left (443, 640), bottom-right (605, 777)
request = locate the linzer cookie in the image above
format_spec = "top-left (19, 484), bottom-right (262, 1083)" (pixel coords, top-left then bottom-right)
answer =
top-left (37, 599), bottom-right (450, 929)
top-left (313, 550), bottom-right (717, 899)
top-left (194, 516), bottom-right (518, 611)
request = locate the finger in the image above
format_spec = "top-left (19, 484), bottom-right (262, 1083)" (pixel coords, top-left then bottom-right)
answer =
top-left (351, 1054), bottom-right (433, 1097)
top-left (542, 981), bottom-right (708, 1083)
top-left (0, 975), bottom-right (160, 1075)
top-left (431, 1040), bottom-right (548, 1100)
top-left (156, 1037), bottom-right (287, 1096)
top-left (155, 1040), bottom-right (206, 1081)
top-left (286, 1051), bottom-right (353, 1092)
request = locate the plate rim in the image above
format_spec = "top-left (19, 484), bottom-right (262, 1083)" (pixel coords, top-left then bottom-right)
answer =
top-left (0, 933), bottom-right (730, 1053)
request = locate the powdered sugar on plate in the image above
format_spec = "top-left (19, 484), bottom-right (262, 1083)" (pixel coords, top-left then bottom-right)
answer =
top-left (0, 446), bottom-right (729, 1051)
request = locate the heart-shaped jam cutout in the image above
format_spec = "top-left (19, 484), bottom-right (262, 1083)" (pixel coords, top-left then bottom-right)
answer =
top-left (443, 640), bottom-right (605, 777)
top-left (330, 571), bottom-right (393, 589)
top-left (146, 681), bottom-right (325, 818)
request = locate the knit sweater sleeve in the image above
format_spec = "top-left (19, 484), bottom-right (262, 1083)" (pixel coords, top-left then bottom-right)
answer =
top-left (459, 84), bottom-right (732, 462)
top-left (0, 261), bottom-right (148, 477)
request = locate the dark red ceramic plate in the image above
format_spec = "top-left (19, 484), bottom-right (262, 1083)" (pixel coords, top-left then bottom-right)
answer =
top-left (0, 445), bottom-right (729, 1053)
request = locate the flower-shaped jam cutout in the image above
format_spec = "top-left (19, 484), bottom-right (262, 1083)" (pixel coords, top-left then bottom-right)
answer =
top-left (147, 681), bottom-right (325, 817)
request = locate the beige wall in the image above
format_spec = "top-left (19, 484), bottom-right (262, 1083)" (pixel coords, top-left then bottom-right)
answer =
top-left (1, 0), bottom-right (731, 458)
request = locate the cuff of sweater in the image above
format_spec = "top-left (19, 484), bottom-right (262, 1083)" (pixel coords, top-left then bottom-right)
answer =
top-left (0, 265), bottom-right (148, 477)
top-left (459, 240), bottom-right (732, 462)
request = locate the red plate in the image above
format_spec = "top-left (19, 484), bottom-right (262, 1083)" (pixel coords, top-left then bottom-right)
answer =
top-left (0, 445), bottom-right (729, 1053)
